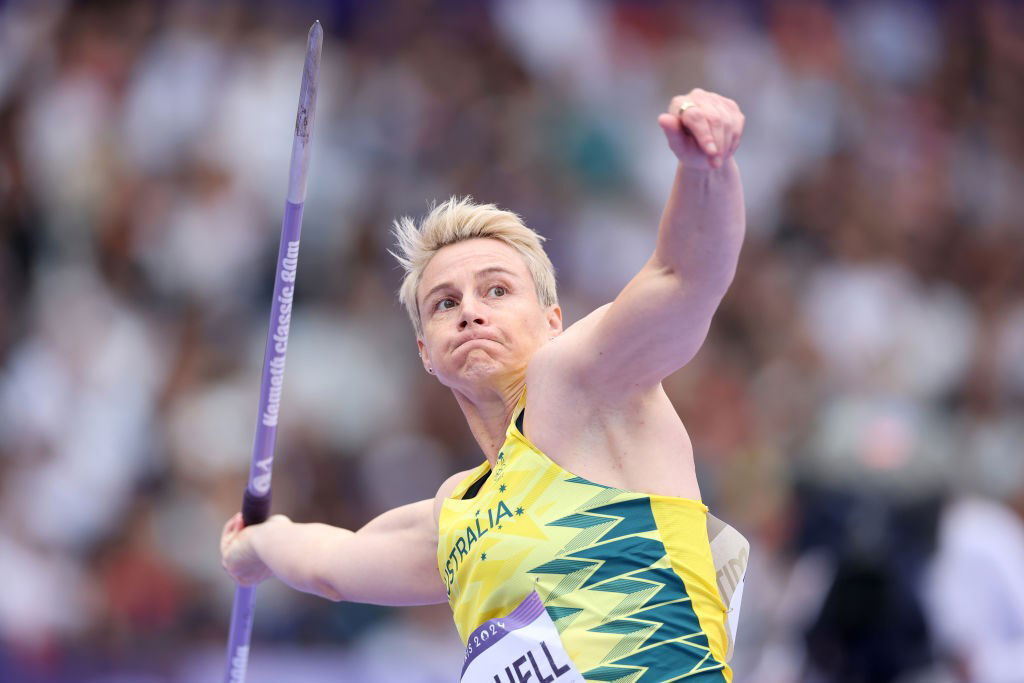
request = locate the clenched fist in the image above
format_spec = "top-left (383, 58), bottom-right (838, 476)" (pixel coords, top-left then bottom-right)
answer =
top-left (657, 89), bottom-right (745, 170)
top-left (220, 512), bottom-right (282, 586)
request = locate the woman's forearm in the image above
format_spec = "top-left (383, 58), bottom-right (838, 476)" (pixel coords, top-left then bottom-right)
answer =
top-left (248, 515), bottom-right (353, 600)
top-left (652, 158), bottom-right (746, 300)
top-left (227, 500), bottom-right (444, 605)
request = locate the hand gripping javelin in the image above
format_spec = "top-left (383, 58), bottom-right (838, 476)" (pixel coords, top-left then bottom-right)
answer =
top-left (223, 20), bottom-right (322, 683)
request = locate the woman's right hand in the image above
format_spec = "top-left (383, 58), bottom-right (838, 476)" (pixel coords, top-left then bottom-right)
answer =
top-left (220, 512), bottom-right (281, 586)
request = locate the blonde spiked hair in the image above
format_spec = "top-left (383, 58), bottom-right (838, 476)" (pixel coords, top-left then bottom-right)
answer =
top-left (391, 197), bottom-right (558, 337)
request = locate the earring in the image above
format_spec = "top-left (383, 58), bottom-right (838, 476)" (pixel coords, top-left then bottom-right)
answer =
top-left (427, 366), bottom-right (433, 374)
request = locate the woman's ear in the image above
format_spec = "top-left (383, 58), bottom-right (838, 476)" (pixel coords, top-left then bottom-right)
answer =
top-left (546, 305), bottom-right (563, 337)
top-left (416, 339), bottom-right (433, 374)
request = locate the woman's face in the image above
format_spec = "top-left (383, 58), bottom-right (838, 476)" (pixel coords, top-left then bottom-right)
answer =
top-left (415, 238), bottom-right (561, 391)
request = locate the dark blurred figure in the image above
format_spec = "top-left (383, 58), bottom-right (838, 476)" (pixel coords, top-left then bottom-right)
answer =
top-left (798, 487), bottom-right (939, 682)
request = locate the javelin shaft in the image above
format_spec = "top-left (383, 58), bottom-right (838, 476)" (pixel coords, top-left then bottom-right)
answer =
top-left (223, 20), bottom-right (322, 683)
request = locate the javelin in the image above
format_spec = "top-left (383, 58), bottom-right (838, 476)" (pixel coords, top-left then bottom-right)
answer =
top-left (223, 20), bottom-right (322, 683)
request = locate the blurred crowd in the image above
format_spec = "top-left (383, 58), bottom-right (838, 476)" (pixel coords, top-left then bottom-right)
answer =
top-left (1, 0), bottom-right (1022, 681)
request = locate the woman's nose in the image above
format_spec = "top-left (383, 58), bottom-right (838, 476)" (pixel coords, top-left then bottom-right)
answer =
top-left (458, 296), bottom-right (487, 328)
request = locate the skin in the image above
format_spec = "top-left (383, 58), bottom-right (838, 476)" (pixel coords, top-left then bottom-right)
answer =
top-left (221, 88), bottom-right (746, 607)
top-left (415, 238), bottom-right (562, 460)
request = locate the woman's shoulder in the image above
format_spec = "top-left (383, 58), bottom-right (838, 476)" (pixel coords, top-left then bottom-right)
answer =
top-left (436, 467), bottom-right (479, 499)
top-left (432, 465), bottom-right (487, 523)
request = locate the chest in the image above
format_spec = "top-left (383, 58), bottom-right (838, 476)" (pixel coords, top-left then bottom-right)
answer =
top-left (436, 450), bottom-right (669, 639)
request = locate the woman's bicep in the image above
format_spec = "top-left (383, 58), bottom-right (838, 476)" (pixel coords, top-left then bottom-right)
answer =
top-left (537, 265), bottom-right (719, 396)
top-left (311, 500), bottom-right (445, 606)
top-left (357, 499), bottom-right (435, 535)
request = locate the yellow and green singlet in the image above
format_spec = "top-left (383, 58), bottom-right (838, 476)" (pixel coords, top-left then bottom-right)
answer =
top-left (437, 391), bottom-right (731, 682)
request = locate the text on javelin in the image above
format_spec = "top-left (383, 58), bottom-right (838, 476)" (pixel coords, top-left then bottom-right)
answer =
top-left (262, 239), bottom-right (299, 428)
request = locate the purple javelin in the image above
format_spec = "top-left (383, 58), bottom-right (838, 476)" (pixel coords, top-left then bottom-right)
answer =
top-left (223, 20), bottom-right (322, 683)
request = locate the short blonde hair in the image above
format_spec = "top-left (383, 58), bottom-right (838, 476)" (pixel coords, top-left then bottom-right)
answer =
top-left (391, 196), bottom-right (557, 337)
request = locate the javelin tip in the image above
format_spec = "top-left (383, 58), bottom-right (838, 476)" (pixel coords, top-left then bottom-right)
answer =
top-left (304, 19), bottom-right (323, 79)
top-left (295, 21), bottom-right (323, 143)
top-left (308, 20), bottom-right (323, 48)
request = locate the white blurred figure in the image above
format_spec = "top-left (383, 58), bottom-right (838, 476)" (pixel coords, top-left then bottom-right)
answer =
top-left (133, 158), bottom-right (265, 308)
top-left (0, 523), bottom-right (92, 653)
top-left (806, 394), bottom-right (955, 494)
top-left (0, 266), bottom-right (167, 549)
top-left (925, 353), bottom-right (1024, 683)
top-left (563, 199), bottom-right (659, 305)
top-left (0, 266), bottom-right (167, 651)
top-left (798, 261), bottom-right (969, 493)
top-left (926, 491), bottom-right (1024, 683)
top-left (801, 263), bottom-right (976, 400)
top-left (492, 0), bottom-right (612, 100)
top-left (0, 2), bottom-right (65, 104)
top-left (841, 0), bottom-right (942, 88)
top-left (121, 21), bottom-right (227, 174)
top-left (276, 305), bottom-right (418, 453)
top-left (700, 1), bottom-right (845, 235)
top-left (18, 64), bottom-right (116, 254)
top-left (207, 30), bottom-right (326, 216)
top-left (163, 374), bottom-right (255, 583)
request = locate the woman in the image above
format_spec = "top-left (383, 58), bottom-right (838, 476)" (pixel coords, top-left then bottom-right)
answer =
top-left (221, 89), bottom-right (747, 682)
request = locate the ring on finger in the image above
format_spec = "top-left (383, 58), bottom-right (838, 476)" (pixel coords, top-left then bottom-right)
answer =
top-left (677, 100), bottom-right (698, 116)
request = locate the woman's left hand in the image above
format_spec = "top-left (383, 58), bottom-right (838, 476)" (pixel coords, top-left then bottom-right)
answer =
top-left (657, 89), bottom-right (745, 170)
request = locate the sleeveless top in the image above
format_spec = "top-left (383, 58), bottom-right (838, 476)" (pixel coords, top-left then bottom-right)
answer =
top-left (437, 391), bottom-right (732, 682)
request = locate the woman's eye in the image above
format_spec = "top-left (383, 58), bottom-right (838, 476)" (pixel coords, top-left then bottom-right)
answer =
top-left (436, 298), bottom-right (456, 311)
top-left (488, 286), bottom-right (507, 297)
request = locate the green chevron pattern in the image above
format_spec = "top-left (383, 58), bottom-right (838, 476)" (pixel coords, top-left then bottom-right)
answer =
top-left (528, 496), bottom-right (726, 682)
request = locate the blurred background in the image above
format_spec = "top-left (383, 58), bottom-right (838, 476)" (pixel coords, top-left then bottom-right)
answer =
top-left (1, 0), bottom-right (1022, 681)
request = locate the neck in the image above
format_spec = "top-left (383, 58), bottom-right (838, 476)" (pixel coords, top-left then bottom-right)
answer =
top-left (452, 376), bottom-right (526, 465)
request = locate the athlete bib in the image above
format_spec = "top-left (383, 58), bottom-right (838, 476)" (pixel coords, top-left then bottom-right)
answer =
top-left (461, 592), bottom-right (585, 683)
